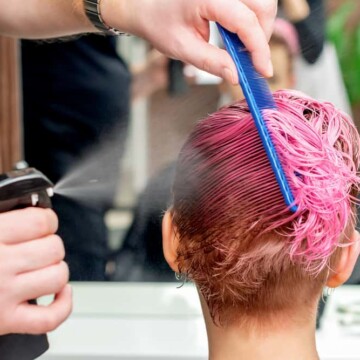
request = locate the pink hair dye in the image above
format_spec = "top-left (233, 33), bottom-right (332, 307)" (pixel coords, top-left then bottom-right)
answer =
top-left (172, 90), bottom-right (360, 275)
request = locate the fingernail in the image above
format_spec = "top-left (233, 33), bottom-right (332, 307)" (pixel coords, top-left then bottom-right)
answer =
top-left (266, 59), bottom-right (274, 78)
top-left (223, 68), bottom-right (237, 85)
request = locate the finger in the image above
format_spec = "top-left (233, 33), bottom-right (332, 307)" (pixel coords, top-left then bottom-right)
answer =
top-left (12, 284), bottom-right (73, 334)
top-left (10, 235), bottom-right (65, 274)
top-left (0, 208), bottom-right (58, 245)
top-left (240, 0), bottom-right (278, 41)
top-left (201, 0), bottom-right (273, 77)
top-left (181, 35), bottom-right (238, 84)
top-left (15, 261), bottom-right (69, 301)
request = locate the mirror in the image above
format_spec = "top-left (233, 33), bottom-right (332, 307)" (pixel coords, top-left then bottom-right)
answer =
top-left (17, 1), bottom-right (360, 358)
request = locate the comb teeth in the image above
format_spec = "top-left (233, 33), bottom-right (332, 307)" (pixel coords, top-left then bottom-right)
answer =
top-left (217, 26), bottom-right (276, 110)
top-left (217, 24), bottom-right (297, 213)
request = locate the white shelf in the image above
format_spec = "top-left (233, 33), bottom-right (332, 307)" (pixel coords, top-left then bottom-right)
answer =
top-left (40, 283), bottom-right (360, 359)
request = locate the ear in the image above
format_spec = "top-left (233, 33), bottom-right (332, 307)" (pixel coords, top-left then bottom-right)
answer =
top-left (326, 230), bottom-right (360, 288)
top-left (162, 210), bottom-right (179, 273)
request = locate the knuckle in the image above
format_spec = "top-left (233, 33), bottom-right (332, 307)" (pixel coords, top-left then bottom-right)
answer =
top-left (47, 262), bottom-right (69, 291)
top-left (47, 209), bottom-right (59, 231)
top-left (199, 0), bottom-right (214, 18)
top-left (252, 0), bottom-right (277, 16)
top-left (49, 235), bottom-right (65, 261)
top-left (54, 261), bottom-right (70, 287)
top-left (201, 57), bottom-right (212, 73)
top-left (39, 313), bottom-right (59, 332)
top-left (29, 208), bottom-right (51, 235)
top-left (170, 36), bottom-right (187, 61)
top-left (247, 11), bottom-right (259, 28)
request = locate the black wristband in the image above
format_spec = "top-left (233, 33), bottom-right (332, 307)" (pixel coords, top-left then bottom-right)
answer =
top-left (84, 0), bottom-right (126, 36)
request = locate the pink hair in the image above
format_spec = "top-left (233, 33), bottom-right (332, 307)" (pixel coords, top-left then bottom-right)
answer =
top-left (272, 18), bottom-right (299, 56)
top-left (171, 90), bottom-right (360, 322)
top-left (265, 91), bottom-right (359, 271)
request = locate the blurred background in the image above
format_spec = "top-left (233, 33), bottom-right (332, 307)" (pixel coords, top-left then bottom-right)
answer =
top-left (108, 0), bottom-right (360, 284)
top-left (1, 0), bottom-right (360, 359)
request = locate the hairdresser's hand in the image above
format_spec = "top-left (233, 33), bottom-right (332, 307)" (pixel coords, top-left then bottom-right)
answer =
top-left (0, 208), bottom-right (72, 335)
top-left (101, 0), bottom-right (277, 83)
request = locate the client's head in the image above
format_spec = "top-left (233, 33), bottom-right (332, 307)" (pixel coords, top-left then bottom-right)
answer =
top-left (163, 90), bottom-right (360, 330)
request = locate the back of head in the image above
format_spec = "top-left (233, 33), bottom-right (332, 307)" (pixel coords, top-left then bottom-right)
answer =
top-left (170, 90), bottom-right (360, 325)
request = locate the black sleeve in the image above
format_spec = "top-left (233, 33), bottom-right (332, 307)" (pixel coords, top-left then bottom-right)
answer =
top-left (0, 334), bottom-right (49, 360)
top-left (293, 0), bottom-right (325, 64)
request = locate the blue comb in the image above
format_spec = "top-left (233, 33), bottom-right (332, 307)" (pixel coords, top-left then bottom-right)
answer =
top-left (217, 24), bottom-right (297, 212)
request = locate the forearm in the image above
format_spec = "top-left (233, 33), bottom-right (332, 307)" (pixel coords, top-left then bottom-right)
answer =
top-left (0, 0), bottom-right (277, 83)
top-left (0, 0), bottom-right (94, 38)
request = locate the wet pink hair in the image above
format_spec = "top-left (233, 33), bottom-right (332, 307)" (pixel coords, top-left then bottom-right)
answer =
top-left (171, 90), bottom-right (360, 322)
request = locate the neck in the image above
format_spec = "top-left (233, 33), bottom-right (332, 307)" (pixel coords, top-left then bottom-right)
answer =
top-left (201, 298), bottom-right (319, 360)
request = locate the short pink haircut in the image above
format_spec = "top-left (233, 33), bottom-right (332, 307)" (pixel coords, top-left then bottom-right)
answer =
top-left (171, 90), bottom-right (360, 324)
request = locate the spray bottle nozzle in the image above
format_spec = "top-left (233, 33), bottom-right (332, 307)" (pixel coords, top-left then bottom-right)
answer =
top-left (0, 167), bottom-right (54, 212)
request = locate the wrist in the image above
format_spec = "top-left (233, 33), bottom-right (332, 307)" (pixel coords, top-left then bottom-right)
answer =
top-left (74, 0), bottom-right (96, 33)
top-left (99, 0), bottom-right (129, 34)
top-left (83, 0), bottom-right (127, 35)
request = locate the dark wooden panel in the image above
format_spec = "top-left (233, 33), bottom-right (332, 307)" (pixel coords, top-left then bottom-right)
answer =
top-left (0, 36), bottom-right (22, 173)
